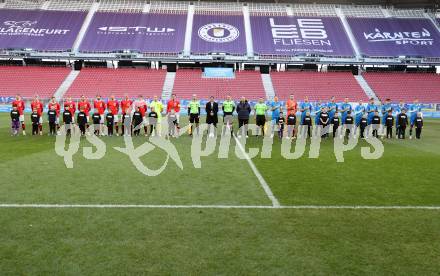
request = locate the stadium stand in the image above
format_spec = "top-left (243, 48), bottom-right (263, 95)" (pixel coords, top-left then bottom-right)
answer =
top-left (46, 0), bottom-right (94, 11)
top-left (172, 69), bottom-right (266, 100)
top-left (0, 66), bottom-right (70, 98)
top-left (65, 68), bottom-right (166, 99)
top-left (363, 72), bottom-right (440, 103)
top-left (271, 71), bottom-right (369, 102)
top-left (341, 5), bottom-right (385, 17)
top-left (2, 0), bottom-right (44, 10)
top-left (290, 4), bottom-right (338, 17)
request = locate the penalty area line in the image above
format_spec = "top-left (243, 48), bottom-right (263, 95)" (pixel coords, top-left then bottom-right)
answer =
top-left (0, 204), bottom-right (439, 210)
top-left (233, 134), bottom-right (280, 207)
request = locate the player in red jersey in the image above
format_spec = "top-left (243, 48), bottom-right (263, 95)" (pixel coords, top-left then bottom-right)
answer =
top-left (48, 96), bottom-right (61, 129)
top-left (132, 95), bottom-right (148, 135)
top-left (64, 97), bottom-right (76, 122)
top-left (30, 95), bottom-right (44, 135)
top-left (77, 95), bottom-right (91, 127)
top-left (120, 95), bottom-right (133, 115)
top-left (107, 95), bottom-right (120, 135)
top-left (167, 94), bottom-right (181, 135)
top-left (11, 95), bottom-right (26, 135)
top-left (94, 95), bottom-right (106, 135)
top-left (286, 94), bottom-right (297, 116)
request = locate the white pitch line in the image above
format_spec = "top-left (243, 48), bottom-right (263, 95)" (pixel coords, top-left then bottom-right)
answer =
top-left (0, 204), bottom-right (439, 210)
top-left (233, 134), bottom-right (280, 207)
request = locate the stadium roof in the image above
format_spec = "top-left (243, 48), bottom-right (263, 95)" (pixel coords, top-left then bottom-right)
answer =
top-left (191, 0), bottom-right (439, 9)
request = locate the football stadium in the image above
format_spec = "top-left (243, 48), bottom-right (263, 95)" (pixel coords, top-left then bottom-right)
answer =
top-left (1, 0), bottom-right (440, 274)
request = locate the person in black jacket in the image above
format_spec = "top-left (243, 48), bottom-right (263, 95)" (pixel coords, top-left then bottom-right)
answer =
top-left (397, 109), bottom-right (408, 139)
top-left (63, 107), bottom-right (72, 136)
top-left (92, 112), bottom-right (101, 136)
top-left (48, 106), bottom-right (57, 136)
top-left (359, 115), bottom-right (368, 139)
top-left (122, 109), bottom-right (131, 136)
top-left (106, 112), bottom-right (115, 136)
top-left (319, 107), bottom-right (330, 138)
top-left (385, 110), bottom-right (394, 139)
top-left (331, 111), bottom-right (340, 138)
top-left (236, 97), bottom-right (251, 138)
top-left (344, 111), bottom-right (354, 138)
top-left (415, 112), bottom-right (423, 139)
top-left (301, 111), bottom-right (312, 138)
top-left (31, 108), bottom-right (40, 135)
top-left (11, 106), bottom-right (20, 136)
top-left (132, 107), bottom-right (143, 136)
top-left (205, 96), bottom-right (218, 138)
top-left (77, 108), bottom-right (87, 136)
top-left (371, 111), bottom-right (381, 138)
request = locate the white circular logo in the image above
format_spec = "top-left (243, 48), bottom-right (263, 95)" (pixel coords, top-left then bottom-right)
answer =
top-left (198, 23), bottom-right (239, 43)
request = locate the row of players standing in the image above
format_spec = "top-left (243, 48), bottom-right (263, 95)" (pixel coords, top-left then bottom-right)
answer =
top-left (10, 94), bottom-right (424, 139)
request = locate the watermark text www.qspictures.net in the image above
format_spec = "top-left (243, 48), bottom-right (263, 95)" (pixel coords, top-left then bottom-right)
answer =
top-left (55, 121), bottom-right (384, 176)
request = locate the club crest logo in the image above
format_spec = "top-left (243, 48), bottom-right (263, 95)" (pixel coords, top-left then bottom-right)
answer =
top-left (3, 20), bottom-right (37, 28)
top-left (198, 23), bottom-right (239, 43)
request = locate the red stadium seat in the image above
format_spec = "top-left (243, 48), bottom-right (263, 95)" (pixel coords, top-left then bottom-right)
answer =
top-left (271, 71), bottom-right (369, 102)
top-left (65, 68), bottom-right (167, 99)
top-left (0, 66), bottom-right (70, 98)
top-left (172, 69), bottom-right (266, 100)
top-left (363, 72), bottom-right (440, 103)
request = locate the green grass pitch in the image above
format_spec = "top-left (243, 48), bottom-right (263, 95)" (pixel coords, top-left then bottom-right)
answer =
top-left (0, 113), bottom-right (439, 275)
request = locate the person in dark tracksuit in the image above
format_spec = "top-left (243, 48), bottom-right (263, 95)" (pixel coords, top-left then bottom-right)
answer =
top-left (63, 108), bottom-right (72, 136)
top-left (344, 111), bottom-right (354, 138)
top-left (132, 108), bottom-right (143, 136)
top-left (286, 112), bottom-right (296, 139)
top-left (331, 111), bottom-right (340, 138)
top-left (77, 109), bottom-right (87, 136)
top-left (92, 112), bottom-right (101, 136)
top-left (397, 109), bottom-right (408, 139)
top-left (360, 115), bottom-right (368, 139)
top-left (415, 113), bottom-right (423, 139)
top-left (236, 97), bottom-right (251, 138)
top-left (10, 106), bottom-right (20, 136)
top-left (48, 107), bottom-right (57, 136)
top-left (301, 111), bottom-right (312, 138)
top-left (122, 110), bottom-right (131, 136)
top-left (385, 111), bottom-right (394, 139)
top-left (205, 96), bottom-right (218, 137)
top-left (277, 112), bottom-right (285, 139)
top-left (371, 111), bottom-right (381, 138)
top-left (106, 112), bottom-right (114, 136)
top-left (319, 107), bottom-right (329, 138)
top-left (31, 109), bottom-right (40, 135)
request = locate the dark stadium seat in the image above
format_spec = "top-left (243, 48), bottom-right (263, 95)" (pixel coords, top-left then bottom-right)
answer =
top-left (0, 66), bottom-right (70, 98)
top-left (65, 68), bottom-right (167, 99)
top-left (363, 72), bottom-right (440, 103)
top-left (172, 69), bottom-right (266, 100)
top-left (271, 71), bottom-right (369, 102)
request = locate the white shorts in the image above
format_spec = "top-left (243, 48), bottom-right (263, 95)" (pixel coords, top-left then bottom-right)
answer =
top-left (100, 114), bottom-right (104, 124)
top-left (19, 115), bottom-right (24, 122)
top-left (55, 117), bottom-right (59, 125)
top-left (71, 116), bottom-right (75, 124)
top-left (113, 114), bottom-right (120, 123)
top-left (175, 113), bottom-right (180, 124)
top-left (39, 117), bottom-right (43, 124)
top-left (143, 117), bottom-right (148, 126)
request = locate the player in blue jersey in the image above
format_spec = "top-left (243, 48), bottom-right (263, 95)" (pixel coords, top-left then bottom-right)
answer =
top-left (381, 98), bottom-right (392, 126)
top-left (340, 97), bottom-right (352, 125)
top-left (313, 101), bottom-right (325, 126)
top-left (354, 100), bottom-right (365, 127)
top-left (327, 96), bottom-right (338, 121)
top-left (270, 96), bottom-right (282, 138)
top-left (393, 100), bottom-right (407, 138)
top-left (408, 99), bottom-right (422, 139)
top-left (300, 97), bottom-right (312, 124)
top-left (366, 98), bottom-right (377, 125)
